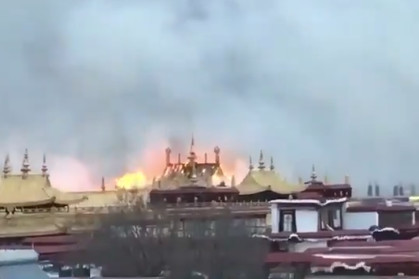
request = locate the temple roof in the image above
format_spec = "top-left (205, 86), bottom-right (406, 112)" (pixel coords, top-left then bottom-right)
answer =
top-left (238, 169), bottom-right (305, 195)
top-left (0, 174), bottom-right (86, 208)
top-left (0, 151), bottom-right (86, 208)
top-left (156, 140), bottom-right (230, 189)
top-left (237, 151), bottom-right (305, 195)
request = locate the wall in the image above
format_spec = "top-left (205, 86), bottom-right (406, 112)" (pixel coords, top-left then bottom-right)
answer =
top-left (295, 210), bottom-right (318, 232)
top-left (270, 205), bottom-right (319, 233)
top-left (343, 211), bottom-right (378, 230)
top-left (270, 204), bottom-right (279, 233)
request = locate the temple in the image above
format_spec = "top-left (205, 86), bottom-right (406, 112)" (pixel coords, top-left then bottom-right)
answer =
top-left (0, 150), bottom-right (86, 215)
top-left (236, 151), bottom-right (305, 201)
top-left (149, 138), bottom-right (352, 206)
top-left (149, 137), bottom-right (239, 204)
top-left (5, 142), bottom-right (419, 277)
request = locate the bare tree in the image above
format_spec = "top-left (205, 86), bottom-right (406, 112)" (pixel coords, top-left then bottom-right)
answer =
top-left (67, 203), bottom-right (269, 278)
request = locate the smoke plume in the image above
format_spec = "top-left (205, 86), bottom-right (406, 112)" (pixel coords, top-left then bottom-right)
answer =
top-left (0, 0), bottom-right (418, 195)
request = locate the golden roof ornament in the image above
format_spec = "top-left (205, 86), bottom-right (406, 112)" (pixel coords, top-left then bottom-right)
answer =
top-left (101, 176), bottom-right (105, 191)
top-left (214, 146), bottom-right (220, 165)
top-left (21, 148), bottom-right (31, 178)
top-left (270, 156), bottom-right (274, 171)
top-left (324, 174), bottom-right (328, 184)
top-left (190, 135), bottom-right (195, 153)
top-left (249, 156), bottom-right (254, 170)
top-left (3, 154), bottom-right (11, 178)
top-left (258, 150), bottom-right (265, 170)
top-left (188, 147), bottom-right (198, 184)
top-left (165, 147), bottom-right (171, 166)
top-left (41, 154), bottom-right (48, 177)
top-left (310, 164), bottom-right (317, 181)
top-left (177, 153), bottom-right (181, 164)
top-left (231, 175), bottom-right (236, 187)
top-left (204, 152), bottom-right (208, 164)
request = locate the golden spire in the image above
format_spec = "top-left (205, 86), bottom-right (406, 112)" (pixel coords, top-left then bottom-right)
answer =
top-left (258, 150), bottom-right (265, 170)
top-left (177, 153), bottom-right (181, 164)
top-left (101, 177), bottom-right (105, 191)
top-left (249, 156), bottom-right (254, 170)
top-left (190, 162), bottom-right (198, 184)
top-left (188, 146), bottom-right (197, 184)
top-left (310, 164), bottom-right (317, 181)
top-left (231, 175), bottom-right (236, 187)
top-left (324, 174), bottom-right (328, 184)
top-left (190, 134), bottom-right (195, 153)
top-left (41, 154), bottom-right (48, 176)
top-left (21, 148), bottom-right (30, 177)
top-left (270, 156), bottom-right (274, 171)
top-left (204, 152), bottom-right (208, 164)
top-left (214, 146), bottom-right (220, 165)
top-left (165, 147), bottom-right (171, 166)
top-left (3, 154), bottom-right (11, 178)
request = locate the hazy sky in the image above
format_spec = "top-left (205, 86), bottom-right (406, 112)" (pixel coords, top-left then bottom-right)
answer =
top-left (1, 0), bottom-right (418, 194)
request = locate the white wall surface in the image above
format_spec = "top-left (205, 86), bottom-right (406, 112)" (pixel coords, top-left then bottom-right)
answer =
top-left (343, 212), bottom-right (378, 230)
top-left (296, 210), bottom-right (318, 232)
top-left (270, 203), bottom-right (279, 233)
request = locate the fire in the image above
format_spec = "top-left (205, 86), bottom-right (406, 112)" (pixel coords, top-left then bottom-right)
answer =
top-left (113, 137), bottom-right (249, 190)
top-left (115, 171), bottom-right (148, 189)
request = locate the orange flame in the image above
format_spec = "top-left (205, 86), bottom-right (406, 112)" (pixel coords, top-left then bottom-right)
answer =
top-left (115, 170), bottom-right (148, 189)
top-left (114, 138), bottom-right (249, 190)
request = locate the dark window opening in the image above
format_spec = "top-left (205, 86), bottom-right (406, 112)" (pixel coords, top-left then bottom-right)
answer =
top-left (320, 207), bottom-right (342, 230)
top-left (379, 211), bottom-right (412, 227)
top-left (279, 210), bottom-right (296, 232)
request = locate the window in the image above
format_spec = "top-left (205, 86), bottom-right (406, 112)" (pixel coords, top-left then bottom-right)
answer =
top-left (279, 210), bottom-right (296, 232)
top-left (327, 208), bottom-right (342, 229)
top-left (332, 208), bottom-right (342, 228)
top-left (320, 207), bottom-right (342, 230)
top-left (379, 211), bottom-right (413, 227)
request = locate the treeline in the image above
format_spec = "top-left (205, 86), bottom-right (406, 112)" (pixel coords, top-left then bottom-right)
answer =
top-left (67, 204), bottom-right (269, 278)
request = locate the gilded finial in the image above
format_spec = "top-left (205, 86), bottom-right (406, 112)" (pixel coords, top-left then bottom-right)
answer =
top-left (324, 174), bottom-right (328, 184)
top-left (3, 154), bottom-right (11, 178)
top-left (177, 153), bottom-right (181, 164)
top-left (270, 156), bottom-right (274, 171)
top-left (204, 153), bottom-right (208, 164)
top-left (165, 147), bottom-right (171, 166)
top-left (190, 134), bottom-right (195, 153)
top-left (310, 164), bottom-right (317, 181)
top-left (258, 150), bottom-right (265, 170)
top-left (41, 154), bottom-right (48, 176)
top-left (190, 162), bottom-right (197, 184)
top-left (249, 156), bottom-right (254, 170)
top-left (21, 148), bottom-right (31, 177)
top-left (101, 177), bottom-right (105, 191)
top-left (214, 146), bottom-right (220, 165)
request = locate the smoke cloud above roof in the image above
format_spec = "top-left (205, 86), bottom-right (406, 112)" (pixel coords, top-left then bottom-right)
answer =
top-left (0, 0), bottom-right (418, 194)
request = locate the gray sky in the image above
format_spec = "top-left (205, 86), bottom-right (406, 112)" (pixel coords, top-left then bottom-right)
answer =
top-left (0, 0), bottom-right (418, 194)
